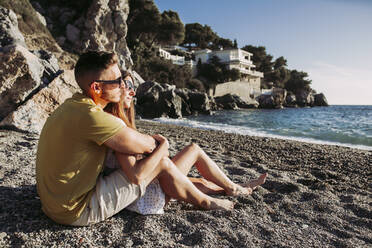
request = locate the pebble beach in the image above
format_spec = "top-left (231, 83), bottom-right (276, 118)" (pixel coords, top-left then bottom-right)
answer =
top-left (0, 120), bottom-right (371, 247)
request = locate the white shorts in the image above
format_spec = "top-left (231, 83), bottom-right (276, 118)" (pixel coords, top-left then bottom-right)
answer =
top-left (71, 149), bottom-right (165, 226)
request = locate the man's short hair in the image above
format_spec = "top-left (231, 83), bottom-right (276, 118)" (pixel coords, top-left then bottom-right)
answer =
top-left (74, 51), bottom-right (118, 91)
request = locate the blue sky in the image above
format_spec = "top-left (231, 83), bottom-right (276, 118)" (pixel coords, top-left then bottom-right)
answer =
top-left (154, 0), bottom-right (372, 105)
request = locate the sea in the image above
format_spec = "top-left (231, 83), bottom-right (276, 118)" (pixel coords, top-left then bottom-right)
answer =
top-left (150, 105), bottom-right (372, 151)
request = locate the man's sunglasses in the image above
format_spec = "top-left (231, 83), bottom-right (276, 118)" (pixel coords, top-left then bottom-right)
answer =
top-left (95, 76), bottom-right (136, 91)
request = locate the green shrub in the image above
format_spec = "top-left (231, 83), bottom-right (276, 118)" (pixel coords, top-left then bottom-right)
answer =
top-left (187, 78), bottom-right (205, 92)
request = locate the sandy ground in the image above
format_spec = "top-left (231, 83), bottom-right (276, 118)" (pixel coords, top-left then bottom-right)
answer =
top-left (0, 120), bottom-right (371, 247)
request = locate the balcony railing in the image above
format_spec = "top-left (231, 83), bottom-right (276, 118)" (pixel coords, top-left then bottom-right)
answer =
top-left (228, 56), bottom-right (253, 65)
top-left (239, 68), bottom-right (263, 77)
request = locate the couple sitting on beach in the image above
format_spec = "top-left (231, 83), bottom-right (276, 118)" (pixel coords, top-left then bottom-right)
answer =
top-left (36, 51), bottom-right (267, 226)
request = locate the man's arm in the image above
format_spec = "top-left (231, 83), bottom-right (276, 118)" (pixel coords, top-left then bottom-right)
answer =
top-left (115, 135), bottom-right (169, 185)
top-left (104, 126), bottom-right (157, 155)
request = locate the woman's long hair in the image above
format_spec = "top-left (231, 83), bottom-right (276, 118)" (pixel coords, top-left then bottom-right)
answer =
top-left (104, 71), bottom-right (136, 129)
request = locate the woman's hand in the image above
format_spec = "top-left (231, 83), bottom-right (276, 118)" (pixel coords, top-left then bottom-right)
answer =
top-left (152, 134), bottom-right (169, 148)
top-left (152, 134), bottom-right (169, 157)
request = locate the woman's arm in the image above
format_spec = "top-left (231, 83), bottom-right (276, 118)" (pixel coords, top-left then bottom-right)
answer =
top-left (115, 134), bottom-right (169, 185)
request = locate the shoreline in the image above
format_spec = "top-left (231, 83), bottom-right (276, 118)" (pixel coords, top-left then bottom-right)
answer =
top-left (141, 118), bottom-right (372, 151)
top-left (0, 121), bottom-right (371, 247)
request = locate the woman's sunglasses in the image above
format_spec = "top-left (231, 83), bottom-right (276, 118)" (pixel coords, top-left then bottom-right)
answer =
top-left (95, 76), bottom-right (136, 91)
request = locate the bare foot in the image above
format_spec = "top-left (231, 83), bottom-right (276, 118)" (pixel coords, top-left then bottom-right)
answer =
top-left (226, 173), bottom-right (268, 196)
top-left (208, 198), bottom-right (234, 210)
top-left (244, 173), bottom-right (268, 190)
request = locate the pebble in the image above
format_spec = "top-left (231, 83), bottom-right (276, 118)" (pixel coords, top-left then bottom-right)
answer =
top-left (0, 232), bottom-right (7, 240)
top-left (302, 224), bottom-right (309, 229)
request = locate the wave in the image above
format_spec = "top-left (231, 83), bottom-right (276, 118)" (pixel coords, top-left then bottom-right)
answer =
top-left (144, 117), bottom-right (372, 151)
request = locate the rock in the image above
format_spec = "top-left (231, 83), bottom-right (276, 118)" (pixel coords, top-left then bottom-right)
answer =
top-left (296, 90), bottom-right (314, 107)
top-left (257, 88), bottom-right (287, 109)
top-left (0, 45), bottom-right (44, 120)
top-left (174, 88), bottom-right (190, 102)
top-left (66, 24), bottom-right (80, 44)
top-left (174, 88), bottom-right (192, 116)
top-left (135, 82), bottom-right (183, 118)
top-left (215, 94), bottom-right (259, 109)
top-left (314, 93), bottom-right (329, 106)
top-left (80, 0), bottom-right (132, 70)
top-left (285, 92), bottom-right (297, 107)
top-left (0, 70), bottom-right (80, 133)
top-left (0, 7), bottom-right (27, 47)
top-left (256, 94), bottom-right (274, 109)
top-left (0, 44), bottom-right (61, 121)
top-left (0, 232), bottom-right (6, 241)
top-left (188, 92), bottom-right (211, 114)
top-left (136, 81), bottom-right (164, 105)
top-left (31, 50), bottom-right (61, 84)
top-left (162, 83), bottom-right (176, 91)
top-left (31, 1), bottom-right (46, 15)
top-left (208, 96), bottom-right (220, 111)
top-left (180, 98), bottom-right (192, 116)
top-left (159, 90), bottom-right (183, 119)
top-left (35, 11), bottom-right (47, 26)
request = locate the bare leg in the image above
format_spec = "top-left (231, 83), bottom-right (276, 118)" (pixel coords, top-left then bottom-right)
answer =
top-left (129, 156), bottom-right (234, 210)
top-left (171, 143), bottom-right (237, 193)
top-left (172, 143), bottom-right (267, 196)
top-left (188, 177), bottom-right (225, 195)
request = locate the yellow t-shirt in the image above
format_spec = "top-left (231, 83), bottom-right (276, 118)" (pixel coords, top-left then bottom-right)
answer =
top-left (36, 93), bottom-right (124, 225)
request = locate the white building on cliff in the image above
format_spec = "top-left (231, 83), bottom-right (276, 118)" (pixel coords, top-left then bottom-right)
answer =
top-left (193, 48), bottom-right (264, 100)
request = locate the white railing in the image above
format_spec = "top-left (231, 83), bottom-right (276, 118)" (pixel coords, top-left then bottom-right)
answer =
top-left (239, 68), bottom-right (263, 77)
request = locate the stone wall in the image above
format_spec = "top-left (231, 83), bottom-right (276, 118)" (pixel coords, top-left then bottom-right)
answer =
top-left (208, 80), bottom-right (261, 102)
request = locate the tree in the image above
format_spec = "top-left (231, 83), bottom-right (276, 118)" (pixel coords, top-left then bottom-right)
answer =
top-left (156, 10), bottom-right (185, 45)
top-left (241, 45), bottom-right (274, 73)
top-left (182, 23), bottom-right (218, 48)
top-left (233, 39), bottom-right (238, 48)
top-left (127, 0), bottom-right (162, 47)
top-left (213, 37), bottom-right (234, 49)
top-left (273, 56), bottom-right (287, 70)
top-left (285, 70), bottom-right (312, 93)
top-left (225, 68), bottom-right (240, 82)
top-left (265, 67), bottom-right (291, 88)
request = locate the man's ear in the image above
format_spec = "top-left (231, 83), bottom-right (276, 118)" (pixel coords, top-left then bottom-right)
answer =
top-left (90, 82), bottom-right (102, 94)
top-left (89, 82), bottom-right (102, 102)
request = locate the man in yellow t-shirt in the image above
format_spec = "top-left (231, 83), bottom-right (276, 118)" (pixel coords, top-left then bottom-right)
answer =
top-left (36, 51), bottom-right (157, 225)
top-left (36, 51), bottom-right (246, 226)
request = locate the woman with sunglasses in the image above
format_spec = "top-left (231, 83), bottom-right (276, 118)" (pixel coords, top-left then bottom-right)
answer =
top-left (104, 71), bottom-right (267, 215)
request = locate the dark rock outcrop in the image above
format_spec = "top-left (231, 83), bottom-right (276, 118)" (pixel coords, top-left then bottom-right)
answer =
top-left (136, 81), bottom-right (213, 118)
top-left (188, 91), bottom-right (211, 114)
top-left (296, 90), bottom-right (314, 107)
top-left (257, 88), bottom-right (287, 109)
top-left (136, 81), bottom-right (182, 119)
top-left (314, 93), bottom-right (329, 106)
top-left (215, 94), bottom-right (259, 109)
top-left (257, 88), bottom-right (328, 109)
top-left (285, 92), bottom-right (297, 107)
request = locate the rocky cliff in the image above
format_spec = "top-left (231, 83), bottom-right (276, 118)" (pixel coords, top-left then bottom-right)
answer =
top-left (0, 0), bottom-right (133, 133)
